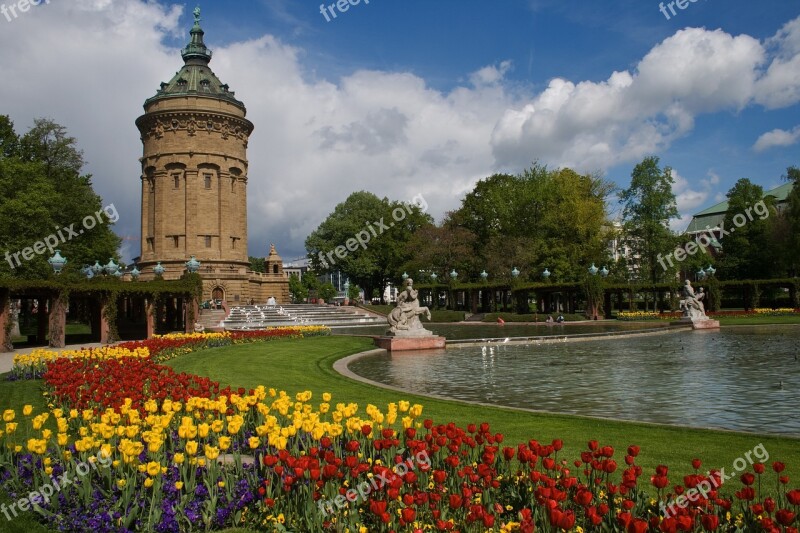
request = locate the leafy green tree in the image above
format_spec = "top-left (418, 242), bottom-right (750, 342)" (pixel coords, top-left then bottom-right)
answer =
top-left (782, 166), bottom-right (800, 277)
top-left (288, 273), bottom-right (307, 303)
top-left (0, 115), bottom-right (19, 158)
top-left (0, 118), bottom-right (120, 279)
top-left (402, 212), bottom-right (479, 281)
top-left (249, 256), bottom-right (265, 273)
top-left (305, 191), bottom-right (432, 299)
top-left (454, 164), bottom-right (613, 282)
top-left (318, 282), bottom-right (337, 302)
top-left (718, 179), bottom-right (773, 280)
top-left (619, 156), bottom-right (679, 284)
top-left (347, 282), bottom-right (361, 302)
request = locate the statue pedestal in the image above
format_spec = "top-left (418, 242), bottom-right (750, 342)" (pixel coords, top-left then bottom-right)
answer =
top-left (673, 317), bottom-right (720, 330)
top-left (689, 318), bottom-right (720, 330)
top-left (374, 335), bottom-right (446, 351)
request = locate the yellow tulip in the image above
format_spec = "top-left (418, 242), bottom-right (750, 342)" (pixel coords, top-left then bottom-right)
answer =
top-left (185, 440), bottom-right (198, 456)
top-left (22, 405), bottom-right (33, 416)
top-left (173, 453), bottom-right (185, 465)
top-left (146, 461), bottom-right (161, 477)
top-left (203, 444), bottom-right (220, 461)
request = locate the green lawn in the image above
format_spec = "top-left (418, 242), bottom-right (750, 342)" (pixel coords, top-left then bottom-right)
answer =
top-left (166, 336), bottom-right (800, 484)
top-left (716, 314), bottom-right (800, 325)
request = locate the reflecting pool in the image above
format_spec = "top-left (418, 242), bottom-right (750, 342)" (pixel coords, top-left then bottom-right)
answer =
top-left (348, 325), bottom-right (800, 436)
top-left (333, 321), bottom-right (674, 340)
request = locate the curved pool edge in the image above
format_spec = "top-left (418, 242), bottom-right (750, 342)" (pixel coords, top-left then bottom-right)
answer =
top-left (333, 344), bottom-right (800, 441)
top-left (444, 324), bottom-right (691, 346)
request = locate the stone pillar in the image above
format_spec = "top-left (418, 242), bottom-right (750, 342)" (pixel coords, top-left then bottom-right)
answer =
top-left (184, 297), bottom-right (199, 333)
top-left (146, 300), bottom-right (156, 339)
top-left (99, 299), bottom-right (112, 344)
top-left (48, 293), bottom-right (67, 349)
top-left (0, 289), bottom-right (12, 352)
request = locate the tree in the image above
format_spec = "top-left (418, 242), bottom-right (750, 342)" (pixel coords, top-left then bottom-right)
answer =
top-left (0, 118), bottom-right (120, 279)
top-left (782, 166), bottom-right (800, 277)
top-left (318, 282), bottom-right (337, 303)
top-left (305, 191), bottom-right (432, 300)
top-left (718, 179), bottom-right (773, 280)
top-left (249, 257), bottom-right (265, 273)
top-left (347, 282), bottom-right (361, 303)
top-left (453, 164), bottom-right (613, 282)
top-left (0, 115), bottom-right (19, 158)
top-left (619, 156), bottom-right (679, 285)
top-left (402, 212), bottom-right (479, 281)
top-left (288, 274), bottom-right (307, 303)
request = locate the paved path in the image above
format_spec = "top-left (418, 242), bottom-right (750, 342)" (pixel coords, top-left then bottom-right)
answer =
top-left (0, 343), bottom-right (104, 375)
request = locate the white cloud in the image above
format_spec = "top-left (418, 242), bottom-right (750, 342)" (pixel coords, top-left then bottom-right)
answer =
top-left (753, 125), bottom-right (800, 152)
top-left (1, 3), bottom-right (798, 261)
top-left (755, 16), bottom-right (800, 109)
top-left (491, 27), bottom-right (767, 171)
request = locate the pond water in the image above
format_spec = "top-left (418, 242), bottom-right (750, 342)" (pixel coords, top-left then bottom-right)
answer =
top-left (348, 325), bottom-right (800, 436)
top-left (333, 321), bottom-right (673, 340)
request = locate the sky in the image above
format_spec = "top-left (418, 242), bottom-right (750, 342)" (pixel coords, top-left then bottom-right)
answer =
top-left (1, 0), bottom-right (798, 263)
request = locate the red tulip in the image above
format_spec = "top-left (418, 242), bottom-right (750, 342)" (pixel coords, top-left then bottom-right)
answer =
top-left (700, 513), bottom-right (719, 531)
top-left (777, 509), bottom-right (796, 526)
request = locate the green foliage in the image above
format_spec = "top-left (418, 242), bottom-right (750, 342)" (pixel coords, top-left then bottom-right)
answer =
top-left (718, 179), bottom-right (772, 280)
top-left (782, 166), bottom-right (800, 276)
top-left (706, 276), bottom-right (722, 312)
top-left (305, 191), bottom-right (433, 299)
top-left (583, 274), bottom-right (605, 318)
top-left (288, 274), bottom-right (307, 303)
top-left (619, 156), bottom-right (679, 284)
top-left (317, 282), bottom-right (337, 302)
top-left (0, 117), bottom-right (120, 280)
top-left (347, 282), bottom-right (360, 302)
top-left (445, 163), bottom-right (613, 283)
top-left (249, 256), bottom-right (265, 273)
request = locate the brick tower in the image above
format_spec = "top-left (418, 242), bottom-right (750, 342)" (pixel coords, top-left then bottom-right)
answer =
top-left (135, 8), bottom-right (288, 304)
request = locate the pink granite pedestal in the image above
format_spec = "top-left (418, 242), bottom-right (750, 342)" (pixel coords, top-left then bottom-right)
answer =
top-left (374, 336), bottom-right (446, 351)
top-left (673, 318), bottom-right (720, 330)
top-left (690, 318), bottom-right (720, 330)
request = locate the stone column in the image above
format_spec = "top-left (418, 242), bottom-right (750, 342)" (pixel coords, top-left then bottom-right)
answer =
top-left (0, 289), bottom-right (12, 353)
top-left (146, 300), bottom-right (156, 339)
top-left (48, 293), bottom-right (67, 349)
top-left (99, 299), bottom-right (112, 344)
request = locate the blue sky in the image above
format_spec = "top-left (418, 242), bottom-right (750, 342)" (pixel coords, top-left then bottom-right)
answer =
top-left (1, 0), bottom-right (798, 261)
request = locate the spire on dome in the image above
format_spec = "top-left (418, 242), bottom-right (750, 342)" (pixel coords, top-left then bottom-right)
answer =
top-left (181, 6), bottom-right (212, 65)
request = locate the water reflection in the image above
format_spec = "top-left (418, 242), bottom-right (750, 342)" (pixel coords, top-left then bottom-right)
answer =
top-left (334, 321), bottom-right (673, 340)
top-left (348, 326), bottom-right (800, 436)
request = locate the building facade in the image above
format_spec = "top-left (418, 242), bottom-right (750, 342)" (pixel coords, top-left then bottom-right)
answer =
top-left (135, 9), bottom-right (288, 304)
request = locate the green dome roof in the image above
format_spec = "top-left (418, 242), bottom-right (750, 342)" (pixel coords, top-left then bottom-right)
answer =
top-left (144, 8), bottom-right (245, 110)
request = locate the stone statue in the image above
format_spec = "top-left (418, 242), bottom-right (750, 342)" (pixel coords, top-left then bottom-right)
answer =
top-left (681, 280), bottom-right (707, 319)
top-left (387, 278), bottom-right (433, 336)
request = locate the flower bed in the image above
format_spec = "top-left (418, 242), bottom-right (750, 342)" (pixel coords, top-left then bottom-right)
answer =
top-left (617, 309), bottom-right (799, 321)
top-left (1, 390), bottom-right (798, 532)
top-left (2, 327), bottom-right (799, 531)
top-left (10, 326), bottom-right (331, 378)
